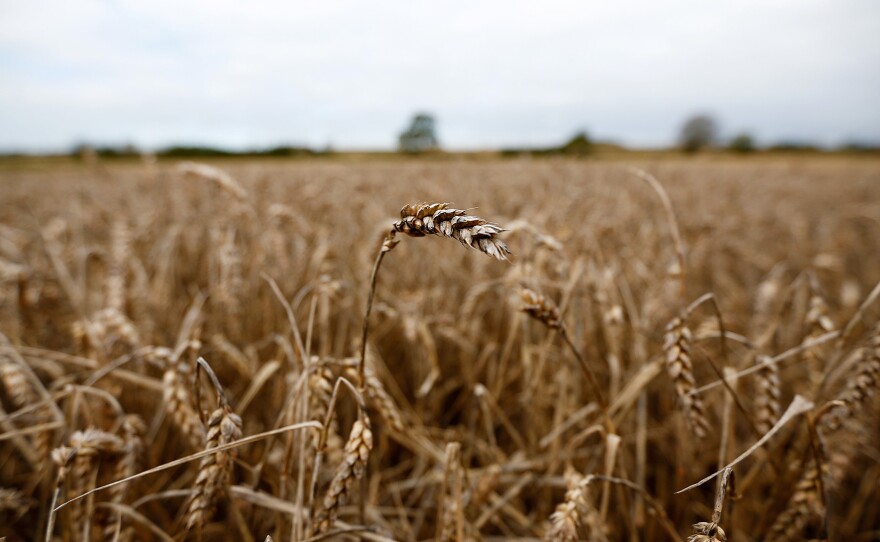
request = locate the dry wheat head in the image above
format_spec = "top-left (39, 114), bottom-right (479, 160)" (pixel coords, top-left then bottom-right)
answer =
top-left (314, 415), bottom-right (373, 534)
top-left (688, 522), bottom-right (727, 542)
top-left (520, 288), bottom-right (562, 329)
top-left (391, 203), bottom-right (510, 261)
top-left (185, 404), bottom-right (243, 533)
top-left (663, 316), bottom-right (710, 439)
top-left (545, 469), bottom-right (588, 542)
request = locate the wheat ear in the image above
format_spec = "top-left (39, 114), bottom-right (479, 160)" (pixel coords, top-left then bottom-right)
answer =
top-left (0, 356), bottom-right (53, 458)
top-left (437, 442), bottom-right (465, 542)
top-left (104, 414), bottom-right (146, 541)
top-left (768, 459), bottom-right (824, 541)
top-left (185, 358), bottom-right (243, 535)
top-left (161, 349), bottom-right (206, 450)
top-left (47, 446), bottom-right (77, 541)
top-left (1, 353), bottom-right (38, 408)
top-left (178, 161), bottom-right (248, 202)
top-left (0, 487), bottom-right (27, 518)
top-left (67, 430), bottom-right (125, 540)
top-left (688, 522), bottom-right (727, 542)
top-left (345, 363), bottom-right (405, 433)
top-left (314, 412), bottom-right (373, 534)
top-left (664, 316), bottom-right (711, 439)
top-left (392, 203), bottom-right (511, 261)
top-left (544, 468), bottom-right (589, 542)
top-left (754, 355), bottom-right (782, 434)
top-left (822, 323), bottom-right (880, 432)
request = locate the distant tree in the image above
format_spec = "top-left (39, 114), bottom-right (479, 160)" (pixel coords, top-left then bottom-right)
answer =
top-left (398, 113), bottom-right (439, 153)
top-left (729, 133), bottom-right (756, 154)
top-left (560, 131), bottom-right (593, 156)
top-left (680, 114), bottom-right (718, 153)
top-left (159, 146), bottom-right (234, 157)
top-left (838, 141), bottom-right (880, 153)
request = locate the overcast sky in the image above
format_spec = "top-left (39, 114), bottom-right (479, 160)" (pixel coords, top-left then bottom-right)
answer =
top-left (1, 0), bottom-right (879, 151)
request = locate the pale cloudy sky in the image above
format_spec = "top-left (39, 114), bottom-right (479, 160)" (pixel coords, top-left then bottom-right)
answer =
top-left (1, 0), bottom-right (878, 151)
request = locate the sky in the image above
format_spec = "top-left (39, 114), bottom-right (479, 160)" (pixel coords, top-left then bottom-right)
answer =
top-left (1, 0), bottom-right (879, 152)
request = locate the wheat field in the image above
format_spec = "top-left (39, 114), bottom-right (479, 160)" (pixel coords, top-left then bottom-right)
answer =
top-left (1, 156), bottom-right (878, 541)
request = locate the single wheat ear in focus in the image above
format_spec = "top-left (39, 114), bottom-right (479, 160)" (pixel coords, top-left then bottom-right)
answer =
top-left (391, 203), bottom-right (511, 261)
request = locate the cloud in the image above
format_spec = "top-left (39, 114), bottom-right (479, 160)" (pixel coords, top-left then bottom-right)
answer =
top-left (1, 0), bottom-right (879, 150)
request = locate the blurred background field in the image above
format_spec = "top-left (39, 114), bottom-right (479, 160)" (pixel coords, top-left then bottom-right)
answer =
top-left (1, 154), bottom-right (879, 540)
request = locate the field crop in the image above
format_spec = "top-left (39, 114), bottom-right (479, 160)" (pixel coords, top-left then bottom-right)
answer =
top-left (0, 156), bottom-right (878, 541)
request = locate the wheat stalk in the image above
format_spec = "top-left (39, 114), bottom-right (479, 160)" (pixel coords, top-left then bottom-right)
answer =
top-left (688, 468), bottom-right (733, 542)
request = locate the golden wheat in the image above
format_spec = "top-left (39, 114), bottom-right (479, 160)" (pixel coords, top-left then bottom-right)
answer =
top-left (1, 157), bottom-right (878, 541)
